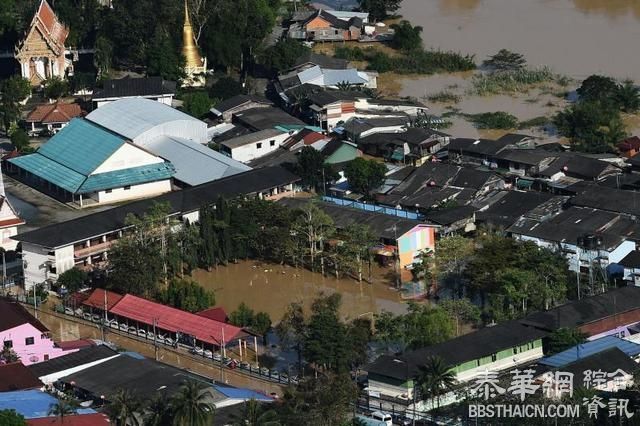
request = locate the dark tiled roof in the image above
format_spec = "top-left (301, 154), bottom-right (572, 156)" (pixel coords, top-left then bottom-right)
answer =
top-left (14, 167), bottom-right (300, 248)
top-left (293, 52), bottom-right (349, 70)
top-left (212, 95), bottom-right (271, 115)
top-left (423, 205), bottom-right (476, 226)
top-left (233, 107), bottom-right (305, 131)
top-left (28, 345), bottom-right (118, 378)
top-left (93, 77), bottom-right (176, 100)
top-left (308, 90), bottom-right (362, 107)
top-left (561, 347), bottom-right (639, 387)
top-left (475, 191), bottom-right (555, 229)
top-left (494, 149), bottom-right (556, 166)
top-left (539, 153), bottom-right (618, 180)
top-left (618, 250), bottom-right (640, 268)
top-left (569, 185), bottom-right (640, 217)
top-left (0, 299), bottom-right (48, 333)
top-left (447, 138), bottom-right (511, 156)
top-left (366, 321), bottom-right (548, 380)
top-left (0, 363), bottom-right (42, 392)
top-left (450, 168), bottom-right (495, 190)
top-left (496, 133), bottom-right (534, 145)
top-left (521, 286), bottom-right (640, 332)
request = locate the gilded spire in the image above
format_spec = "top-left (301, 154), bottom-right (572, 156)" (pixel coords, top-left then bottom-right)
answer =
top-left (182, 0), bottom-right (204, 69)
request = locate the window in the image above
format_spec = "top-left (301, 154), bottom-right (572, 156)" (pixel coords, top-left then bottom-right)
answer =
top-left (270, 140), bottom-right (276, 147)
top-left (25, 337), bottom-right (34, 345)
top-left (41, 334), bottom-right (47, 339)
top-left (491, 354), bottom-right (497, 362)
top-left (105, 189), bottom-right (112, 194)
top-left (3, 340), bottom-right (12, 348)
top-left (44, 354), bottom-right (49, 361)
top-left (256, 143), bottom-right (262, 149)
top-left (124, 185), bottom-right (131, 190)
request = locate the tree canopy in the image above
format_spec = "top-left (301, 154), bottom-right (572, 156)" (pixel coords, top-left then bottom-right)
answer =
top-left (358, 0), bottom-right (403, 21)
top-left (344, 158), bottom-right (387, 196)
top-left (390, 20), bottom-right (423, 51)
top-left (483, 49), bottom-right (527, 71)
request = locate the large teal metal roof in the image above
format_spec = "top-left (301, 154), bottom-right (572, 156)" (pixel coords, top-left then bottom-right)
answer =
top-left (9, 153), bottom-right (85, 193)
top-left (38, 118), bottom-right (125, 175)
top-left (79, 162), bottom-right (175, 193)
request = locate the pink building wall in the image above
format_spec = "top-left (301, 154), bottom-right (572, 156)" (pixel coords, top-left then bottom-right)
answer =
top-left (1, 323), bottom-right (77, 365)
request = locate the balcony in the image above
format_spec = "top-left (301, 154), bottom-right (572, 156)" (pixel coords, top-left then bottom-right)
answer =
top-left (74, 240), bottom-right (116, 258)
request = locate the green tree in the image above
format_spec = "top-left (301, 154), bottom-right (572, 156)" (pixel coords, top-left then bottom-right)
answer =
top-left (415, 356), bottom-right (456, 410)
top-left (108, 389), bottom-right (141, 426)
top-left (215, 196), bottom-right (232, 265)
top-left (57, 267), bottom-right (88, 293)
top-left (546, 327), bottom-right (587, 355)
top-left (94, 36), bottom-right (114, 77)
top-left (390, 20), bottom-right (423, 51)
top-left (482, 49), bottom-right (527, 71)
top-left (576, 75), bottom-right (619, 105)
top-left (9, 128), bottom-right (30, 153)
top-left (198, 204), bottom-right (220, 269)
top-left (276, 301), bottom-right (306, 371)
top-left (43, 77), bottom-right (69, 100)
top-left (209, 77), bottom-right (244, 101)
top-left (344, 157), bottom-right (387, 196)
top-left (158, 279), bottom-right (215, 313)
top-left (468, 111), bottom-right (518, 129)
top-left (170, 380), bottom-right (215, 426)
top-left (144, 392), bottom-right (173, 426)
top-left (435, 235), bottom-right (474, 297)
top-left (262, 38), bottom-right (309, 72)
top-left (229, 302), bottom-right (255, 327)
top-left (291, 202), bottom-right (335, 271)
top-left (233, 398), bottom-right (280, 426)
top-left (403, 303), bottom-right (454, 349)
top-left (107, 203), bottom-right (171, 296)
top-left (0, 346), bottom-right (19, 363)
top-left (48, 400), bottom-right (78, 423)
top-left (252, 312), bottom-right (272, 345)
top-left (553, 100), bottom-right (626, 153)
top-left (182, 92), bottom-right (213, 119)
top-left (294, 146), bottom-right (334, 192)
top-left (147, 26), bottom-right (185, 82)
top-left (616, 79), bottom-right (640, 113)
top-left (342, 223), bottom-right (377, 282)
top-left (0, 410), bottom-right (26, 426)
top-left (0, 76), bottom-right (30, 130)
top-left (439, 298), bottom-right (480, 336)
top-left (358, 0), bottom-right (403, 21)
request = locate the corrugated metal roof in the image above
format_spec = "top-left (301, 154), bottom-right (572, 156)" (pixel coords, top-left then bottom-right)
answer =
top-left (319, 68), bottom-right (368, 86)
top-left (539, 336), bottom-right (640, 368)
top-left (86, 98), bottom-right (200, 141)
top-left (213, 385), bottom-right (273, 401)
top-left (9, 153), bottom-right (86, 193)
top-left (79, 162), bottom-right (175, 193)
top-left (220, 129), bottom-right (285, 149)
top-left (144, 136), bottom-right (250, 186)
top-left (297, 65), bottom-right (324, 84)
top-left (37, 118), bottom-right (125, 175)
top-left (0, 390), bottom-right (96, 419)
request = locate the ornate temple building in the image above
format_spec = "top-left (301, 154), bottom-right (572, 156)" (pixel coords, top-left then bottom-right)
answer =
top-left (182, 0), bottom-right (207, 87)
top-left (15, 0), bottom-right (71, 86)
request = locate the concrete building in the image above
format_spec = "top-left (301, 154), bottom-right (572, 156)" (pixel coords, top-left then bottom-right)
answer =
top-left (14, 166), bottom-right (299, 289)
top-left (220, 129), bottom-right (289, 163)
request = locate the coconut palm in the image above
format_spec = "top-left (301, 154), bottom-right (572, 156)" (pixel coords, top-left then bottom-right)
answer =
top-left (170, 380), bottom-right (215, 426)
top-left (616, 80), bottom-right (640, 113)
top-left (108, 389), bottom-right (141, 426)
top-left (415, 356), bottom-right (456, 410)
top-left (144, 393), bottom-right (173, 426)
top-left (47, 400), bottom-right (78, 423)
top-left (232, 398), bottom-right (280, 426)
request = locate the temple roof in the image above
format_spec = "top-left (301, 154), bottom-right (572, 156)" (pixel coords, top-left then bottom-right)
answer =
top-left (17, 0), bottom-right (69, 56)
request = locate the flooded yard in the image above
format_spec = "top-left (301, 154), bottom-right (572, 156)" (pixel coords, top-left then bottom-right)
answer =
top-left (191, 261), bottom-right (410, 321)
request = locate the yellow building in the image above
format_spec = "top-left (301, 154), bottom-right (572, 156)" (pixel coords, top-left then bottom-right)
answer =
top-left (182, 0), bottom-right (207, 87)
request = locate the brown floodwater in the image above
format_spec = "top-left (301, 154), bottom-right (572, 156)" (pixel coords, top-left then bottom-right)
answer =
top-left (401, 0), bottom-right (640, 80)
top-left (191, 261), bottom-right (409, 322)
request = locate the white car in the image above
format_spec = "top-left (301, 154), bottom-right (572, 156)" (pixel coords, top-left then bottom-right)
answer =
top-left (128, 326), bottom-right (137, 334)
top-left (119, 323), bottom-right (128, 332)
top-left (213, 353), bottom-right (222, 362)
top-left (137, 329), bottom-right (146, 337)
top-left (165, 337), bottom-right (174, 346)
top-left (82, 312), bottom-right (92, 321)
top-left (110, 321), bottom-right (119, 330)
top-left (204, 350), bottom-right (213, 358)
top-left (64, 307), bottom-right (74, 315)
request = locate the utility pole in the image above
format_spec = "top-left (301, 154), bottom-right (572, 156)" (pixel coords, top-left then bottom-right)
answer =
top-left (153, 318), bottom-right (158, 361)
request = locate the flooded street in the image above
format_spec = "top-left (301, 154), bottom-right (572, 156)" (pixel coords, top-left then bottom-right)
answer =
top-left (191, 261), bottom-right (409, 321)
top-left (401, 0), bottom-right (640, 81)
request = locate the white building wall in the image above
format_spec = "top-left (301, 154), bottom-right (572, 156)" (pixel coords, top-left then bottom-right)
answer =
top-left (22, 243), bottom-right (73, 290)
top-left (0, 226), bottom-right (20, 251)
top-left (92, 143), bottom-right (165, 174)
top-left (54, 245), bottom-right (75, 279)
top-left (227, 133), bottom-right (290, 163)
top-left (96, 179), bottom-right (172, 204)
top-left (455, 346), bottom-right (544, 383)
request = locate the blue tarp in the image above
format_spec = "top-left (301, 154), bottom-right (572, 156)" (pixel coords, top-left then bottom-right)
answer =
top-left (0, 390), bottom-right (96, 419)
top-left (213, 385), bottom-right (273, 402)
top-left (539, 335), bottom-right (640, 368)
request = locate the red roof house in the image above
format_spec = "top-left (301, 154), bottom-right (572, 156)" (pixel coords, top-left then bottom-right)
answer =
top-left (0, 362), bottom-right (43, 391)
top-left (25, 102), bottom-right (83, 134)
top-left (618, 136), bottom-right (640, 158)
top-left (27, 413), bottom-right (111, 426)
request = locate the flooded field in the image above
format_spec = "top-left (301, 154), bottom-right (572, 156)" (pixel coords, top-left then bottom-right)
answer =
top-left (191, 261), bottom-right (409, 321)
top-left (401, 0), bottom-right (640, 81)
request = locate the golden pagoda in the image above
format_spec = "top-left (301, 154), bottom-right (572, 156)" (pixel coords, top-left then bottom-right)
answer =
top-left (181, 0), bottom-right (207, 87)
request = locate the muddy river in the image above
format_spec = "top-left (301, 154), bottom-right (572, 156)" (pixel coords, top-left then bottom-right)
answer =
top-left (401, 0), bottom-right (640, 81)
top-left (191, 261), bottom-right (409, 321)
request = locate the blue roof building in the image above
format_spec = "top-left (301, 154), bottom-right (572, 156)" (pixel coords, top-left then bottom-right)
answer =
top-left (8, 118), bottom-right (174, 207)
top-left (0, 390), bottom-right (95, 419)
top-left (539, 335), bottom-right (640, 368)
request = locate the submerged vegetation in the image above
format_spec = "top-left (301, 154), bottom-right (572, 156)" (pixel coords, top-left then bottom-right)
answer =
top-left (427, 90), bottom-right (461, 103)
top-left (465, 111), bottom-right (519, 129)
top-left (469, 67), bottom-right (557, 96)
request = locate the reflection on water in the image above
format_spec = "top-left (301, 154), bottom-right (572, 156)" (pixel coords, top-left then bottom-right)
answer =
top-left (191, 261), bottom-right (409, 321)
top-left (403, 0), bottom-right (640, 80)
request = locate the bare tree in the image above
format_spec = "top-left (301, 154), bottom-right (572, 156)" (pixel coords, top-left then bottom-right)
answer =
top-left (188, 0), bottom-right (213, 43)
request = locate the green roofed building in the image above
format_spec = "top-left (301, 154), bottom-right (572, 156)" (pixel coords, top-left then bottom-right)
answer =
top-left (8, 118), bottom-right (174, 207)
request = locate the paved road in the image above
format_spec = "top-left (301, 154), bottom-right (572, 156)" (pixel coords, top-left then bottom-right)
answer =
top-left (29, 304), bottom-right (286, 396)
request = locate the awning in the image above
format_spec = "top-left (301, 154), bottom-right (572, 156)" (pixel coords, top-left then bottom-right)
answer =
top-left (516, 178), bottom-right (534, 189)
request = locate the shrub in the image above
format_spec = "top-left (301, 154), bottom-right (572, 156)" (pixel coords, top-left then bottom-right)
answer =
top-left (427, 90), bottom-right (461, 103)
top-left (469, 67), bottom-right (556, 96)
top-left (466, 111), bottom-right (519, 129)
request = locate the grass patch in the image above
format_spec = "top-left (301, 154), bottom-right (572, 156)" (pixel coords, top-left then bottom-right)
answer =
top-left (468, 67), bottom-right (557, 96)
top-left (334, 46), bottom-right (475, 75)
top-left (465, 111), bottom-right (519, 129)
top-left (518, 116), bottom-right (549, 129)
top-left (427, 90), bottom-right (461, 103)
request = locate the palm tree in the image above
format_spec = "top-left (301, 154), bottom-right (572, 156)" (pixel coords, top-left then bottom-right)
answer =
top-left (47, 400), bottom-right (78, 423)
top-left (415, 356), bottom-right (456, 410)
top-left (144, 393), bottom-right (173, 426)
top-left (108, 389), bottom-right (141, 426)
top-left (616, 80), bottom-right (640, 113)
top-left (170, 380), bottom-right (215, 426)
top-left (233, 398), bottom-right (281, 426)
